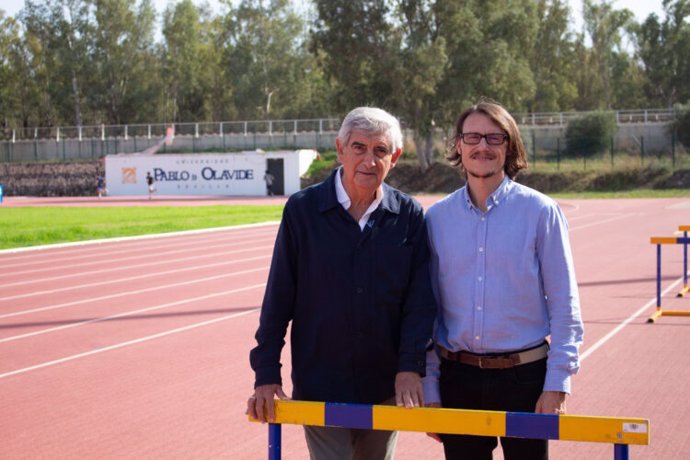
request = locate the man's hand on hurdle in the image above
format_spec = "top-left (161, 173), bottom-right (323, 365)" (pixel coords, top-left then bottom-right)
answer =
top-left (247, 384), bottom-right (289, 423)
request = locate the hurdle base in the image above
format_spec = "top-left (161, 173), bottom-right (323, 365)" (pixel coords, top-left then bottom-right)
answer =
top-left (676, 286), bottom-right (689, 298)
top-left (648, 309), bottom-right (690, 323)
top-left (660, 310), bottom-right (690, 317)
top-left (647, 309), bottom-right (663, 323)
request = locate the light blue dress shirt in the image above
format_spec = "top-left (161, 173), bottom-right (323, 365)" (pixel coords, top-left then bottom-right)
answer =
top-left (422, 176), bottom-right (584, 403)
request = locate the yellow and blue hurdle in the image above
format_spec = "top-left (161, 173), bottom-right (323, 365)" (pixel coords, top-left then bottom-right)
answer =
top-left (648, 228), bottom-right (690, 323)
top-left (249, 400), bottom-right (649, 460)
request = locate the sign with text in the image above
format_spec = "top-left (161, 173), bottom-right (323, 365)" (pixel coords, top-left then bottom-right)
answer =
top-left (104, 150), bottom-right (317, 197)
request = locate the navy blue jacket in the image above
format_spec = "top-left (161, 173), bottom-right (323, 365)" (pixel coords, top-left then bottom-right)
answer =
top-left (250, 169), bottom-right (436, 404)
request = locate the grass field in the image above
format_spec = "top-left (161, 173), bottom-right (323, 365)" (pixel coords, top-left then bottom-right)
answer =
top-left (0, 206), bottom-right (284, 250)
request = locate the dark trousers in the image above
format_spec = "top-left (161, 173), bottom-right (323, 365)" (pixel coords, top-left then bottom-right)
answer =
top-left (439, 357), bottom-right (548, 460)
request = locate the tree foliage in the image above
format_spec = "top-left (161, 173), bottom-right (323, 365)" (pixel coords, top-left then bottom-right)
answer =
top-left (0, 0), bottom-right (688, 157)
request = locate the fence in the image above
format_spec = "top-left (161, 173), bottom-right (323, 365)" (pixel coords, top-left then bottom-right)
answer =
top-left (1, 110), bottom-right (688, 171)
top-left (249, 400), bottom-right (649, 460)
top-left (514, 108), bottom-right (676, 126)
top-left (0, 109), bottom-right (677, 142)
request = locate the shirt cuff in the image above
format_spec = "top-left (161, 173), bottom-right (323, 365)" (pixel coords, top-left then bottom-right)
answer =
top-left (544, 369), bottom-right (572, 394)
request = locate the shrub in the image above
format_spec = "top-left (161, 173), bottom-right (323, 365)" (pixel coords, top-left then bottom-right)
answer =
top-left (565, 112), bottom-right (616, 158)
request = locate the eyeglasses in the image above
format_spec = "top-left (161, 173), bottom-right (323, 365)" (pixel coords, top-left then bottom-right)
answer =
top-left (460, 132), bottom-right (508, 146)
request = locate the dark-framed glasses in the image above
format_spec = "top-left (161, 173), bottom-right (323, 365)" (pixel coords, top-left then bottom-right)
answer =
top-left (460, 132), bottom-right (508, 146)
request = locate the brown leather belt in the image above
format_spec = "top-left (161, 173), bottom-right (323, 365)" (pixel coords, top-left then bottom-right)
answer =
top-left (438, 342), bottom-right (549, 369)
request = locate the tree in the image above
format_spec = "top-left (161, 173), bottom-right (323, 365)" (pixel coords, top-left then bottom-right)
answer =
top-left (162, 0), bottom-right (213, 122)
top-left (637, 0), bottom-right (690, 107)
top-left (21, 0), bottom-right (93, 127)
top-left (311, 0), bottom-right (397, 111)
top-left (388, 0), bottom-right (446, 171)
top-left (90, 0), bottom-right (159, 124)
top-left (580, 0), bottom-right (635, 109)
top-left (0, 12), bottom-right (23, 129)
top-left (222, 0), bottom-right (327, 120)
top-left (528, 0), bottom-right (578, 111)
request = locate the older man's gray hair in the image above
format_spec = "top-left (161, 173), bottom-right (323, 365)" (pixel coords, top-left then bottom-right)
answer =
top-left (337, 107), bottom-right (403, 153)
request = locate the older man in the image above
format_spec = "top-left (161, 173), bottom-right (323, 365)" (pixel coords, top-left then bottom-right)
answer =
top-left (248, 107), bottom-right (436, 459)
top-left (423, 100), bottom-right (584, 459)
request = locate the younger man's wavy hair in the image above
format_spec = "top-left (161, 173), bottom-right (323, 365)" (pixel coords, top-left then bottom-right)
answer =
top-left (446, 100), bottom-right (528, 179)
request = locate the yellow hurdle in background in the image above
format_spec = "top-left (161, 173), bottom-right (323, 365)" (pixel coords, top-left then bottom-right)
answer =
top-left (648, 226), bottom-right (690, 322)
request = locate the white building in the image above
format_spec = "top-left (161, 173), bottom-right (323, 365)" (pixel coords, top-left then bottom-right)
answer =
top-left (104, 149), bottom-right (319, 196)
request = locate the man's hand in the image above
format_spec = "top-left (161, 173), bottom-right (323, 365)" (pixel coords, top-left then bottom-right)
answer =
top-left (424, 402), bottom-right (442, 442)
top-left (535, 391), bottom-right (567, 415)
top-left (246, 384), bottom-right (289, 423)
top-left (395, 371), bottom-right (424, 408)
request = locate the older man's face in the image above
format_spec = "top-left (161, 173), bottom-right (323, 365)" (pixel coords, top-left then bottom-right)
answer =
top-left (336, 130), bottom-right (402, 197)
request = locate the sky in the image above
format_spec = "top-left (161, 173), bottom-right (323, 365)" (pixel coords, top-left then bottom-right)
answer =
top-left (1, 0), bottom-right (667, 31)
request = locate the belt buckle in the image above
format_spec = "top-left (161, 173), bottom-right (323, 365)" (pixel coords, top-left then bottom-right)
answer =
top-left (477, 356), bottom-right (487, 369)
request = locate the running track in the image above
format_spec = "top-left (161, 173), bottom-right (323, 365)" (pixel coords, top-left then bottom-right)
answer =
top-left (1, 196), bottom-right (690, 459)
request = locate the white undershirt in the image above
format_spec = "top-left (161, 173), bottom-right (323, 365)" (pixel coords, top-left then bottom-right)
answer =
top-left (335, 168), bottom-right (384, 231)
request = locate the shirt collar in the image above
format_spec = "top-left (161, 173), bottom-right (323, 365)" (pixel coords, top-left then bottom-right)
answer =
top-left (334, 167), bottom-right (384, 211)
top-left (461, 175), bottom-right (513, 212)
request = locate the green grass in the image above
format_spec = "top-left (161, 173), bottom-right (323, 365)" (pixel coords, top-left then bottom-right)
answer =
top-left (2, 186), bottom-right (687, 250)
top-left (0, 205), bottom-right (284, 250)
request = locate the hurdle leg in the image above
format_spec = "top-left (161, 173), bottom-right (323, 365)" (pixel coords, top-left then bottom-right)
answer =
top-left (268, 423), bottom-right (282, 460)
top-left (648, 244), bottom-right (663, 323)
top-left (679, 230), bottom-right (688, 297)
top-left (614, 444), bottom-right (629, 460)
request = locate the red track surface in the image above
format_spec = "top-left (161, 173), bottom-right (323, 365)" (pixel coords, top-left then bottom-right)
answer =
top-left (2, 195), bottom-right (690, 459)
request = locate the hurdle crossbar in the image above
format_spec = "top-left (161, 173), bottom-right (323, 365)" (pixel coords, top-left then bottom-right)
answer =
top-left (249, 400), bottom-right (649, 459)
top-left (648, 235), bottom-right (690, 323)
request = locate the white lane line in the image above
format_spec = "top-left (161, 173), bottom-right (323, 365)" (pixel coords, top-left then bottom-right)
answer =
top-left (0, 254), bottom-right (270, 303)
top-left (0, 265), bottom-right (268, 319)
top-left (0, 303), bottom-right (263, 380)
top-left (1, 244), bottom-right (273, 288)
top-left (580, 275), bottom-right (687, 362)
top-left (0, 229), bottom-right (277, 274)
top-left (0, 221), bottom-right (279, 256)
top-left (0, 283), bottom-right (266, 343)
top-left (569, 213), bottom-right (640, 232)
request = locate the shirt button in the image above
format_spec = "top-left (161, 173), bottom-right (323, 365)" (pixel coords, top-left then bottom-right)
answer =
top-left (479, 247), bottom-right (484, 253)
top-left (475, 336), bottom-right (480, 340)
top-left (477, 306), bottom-right (482, 311)
top-left (478, 276), bottom-right (483, 282)
top-left (481, 217), bottom-right (485, 221)
top-left (356, 287), bottom-right (363, 294)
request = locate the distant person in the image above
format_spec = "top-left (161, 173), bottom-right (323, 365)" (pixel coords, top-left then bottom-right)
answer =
top-left (96, 175), bottom-right (106, 198)
top-left (263, 170), bottom-right (275, 196)
top-left (146, 172), bottom-right (156, 199)
top-left (423, 100), bottom-right (584, 459)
